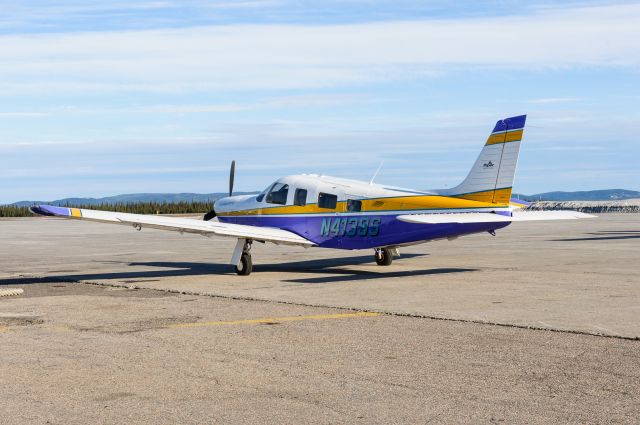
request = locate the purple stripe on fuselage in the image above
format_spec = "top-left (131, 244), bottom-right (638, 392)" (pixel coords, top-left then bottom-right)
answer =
top-left (220, 214), bottom-right (510, 249)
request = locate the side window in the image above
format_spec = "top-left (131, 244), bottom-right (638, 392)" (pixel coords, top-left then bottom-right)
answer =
top-left (347, 199), bottom-right (362, 212)
top-left (294, 189), bottom-right (307, 206)
top-left (318, 192), bottom-right (338, 209)
top-left (266, 183), bottom-right (289, 205)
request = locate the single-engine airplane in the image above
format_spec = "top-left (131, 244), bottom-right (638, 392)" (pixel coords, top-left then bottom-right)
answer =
top-left (31, 115), bottom-right (593, 275)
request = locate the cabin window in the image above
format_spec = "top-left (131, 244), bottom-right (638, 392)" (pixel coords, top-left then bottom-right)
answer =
top-left (318, 192), bottom-right (338, 209)
top-left (266, 183), bottom-right (289, 205)
top-left (294, 189), bottom-right (307, 206)
top-left (346, 199), bottom-right (362, 212)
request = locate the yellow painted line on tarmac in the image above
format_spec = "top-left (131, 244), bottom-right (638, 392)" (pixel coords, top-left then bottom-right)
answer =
top-left (48, 325), bottom-right (72, 333)
top-left (169, 311), bottom-right (380, 329)
top-left (0, 325), bottom-right (8, 333)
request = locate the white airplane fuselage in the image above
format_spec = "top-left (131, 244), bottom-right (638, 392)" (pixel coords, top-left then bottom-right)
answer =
top-left (213, 174), bottom-right (513, 250)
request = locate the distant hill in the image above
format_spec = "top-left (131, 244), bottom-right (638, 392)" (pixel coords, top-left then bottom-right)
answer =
top-left (10, 192), bottom-right (258, 207)
top-left (7, 188), bottom-right (639, 206)
top-left (520, 189), bottom-right (640, 202)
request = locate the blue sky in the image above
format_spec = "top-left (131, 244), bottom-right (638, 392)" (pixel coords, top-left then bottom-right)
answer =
top-left (1, 1), bottom-right (639, 203)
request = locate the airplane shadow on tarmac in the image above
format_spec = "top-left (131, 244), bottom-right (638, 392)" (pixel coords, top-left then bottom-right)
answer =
top-left (279, 267), bottom-right (476, 284)
top-left (550, 230), bottom-right (640, 242)
top-left (0, 254), bottom-right (477, 286)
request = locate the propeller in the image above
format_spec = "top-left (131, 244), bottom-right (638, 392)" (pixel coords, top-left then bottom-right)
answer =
top-left (203, 160), bottom-right (235, 221)
top-left (229, 160), bottom-right (235, 197)
top-left (203, 206), bottom-right (217, 221)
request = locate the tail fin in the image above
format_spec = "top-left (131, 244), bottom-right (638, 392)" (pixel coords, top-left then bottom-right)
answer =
top-left (443, 115), bottom-right (526, 204)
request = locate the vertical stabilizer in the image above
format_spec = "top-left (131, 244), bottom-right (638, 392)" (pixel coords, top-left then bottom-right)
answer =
top-left (440, 115), bottom-right (526, 204)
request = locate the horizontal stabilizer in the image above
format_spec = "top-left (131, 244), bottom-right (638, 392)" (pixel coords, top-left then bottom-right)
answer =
top-left (509, 210), bottom-right (596, 221)
top-left (397, 210), bottom-right (595, 224)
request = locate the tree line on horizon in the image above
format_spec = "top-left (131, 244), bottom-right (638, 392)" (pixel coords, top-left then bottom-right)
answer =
top-left (3, 200), bottom-right (637, 218)
top-left (0, 201), bottom-right (213, 217)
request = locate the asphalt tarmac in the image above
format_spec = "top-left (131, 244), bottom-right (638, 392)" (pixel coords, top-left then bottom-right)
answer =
top-left (1, 214), bottom-right (639, 423)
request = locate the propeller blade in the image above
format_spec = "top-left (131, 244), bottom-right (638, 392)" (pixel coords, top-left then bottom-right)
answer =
top-left (203, 210), bottom-right (216, 221)
top-left (229, 160), bottom-right (235, 197)
top-left (203, 201), bottom-right (216, 221)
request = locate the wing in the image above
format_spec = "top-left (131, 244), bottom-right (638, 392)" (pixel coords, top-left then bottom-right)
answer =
top-left (397, 210), bottom-right (595, 224)
top-left (30, 205), bottom-right (314, 247)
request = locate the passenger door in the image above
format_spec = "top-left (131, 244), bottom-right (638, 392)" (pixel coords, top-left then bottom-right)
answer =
top-left (293, 188), bottom-right (311, 239)
top-left (343, 196), bottom-right (364, 248)
top-left (317, 192), bottom-right (341, 247)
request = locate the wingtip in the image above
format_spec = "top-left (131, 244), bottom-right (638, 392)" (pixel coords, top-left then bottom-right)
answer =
top-left (29, 205), bottom-right (54, 216)
top-left (29, 204), bottom-right (71, 217)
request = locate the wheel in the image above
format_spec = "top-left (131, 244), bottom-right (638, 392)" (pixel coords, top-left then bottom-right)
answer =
top-left (235, 252), bottom-right (253, 275)
top-left (375, 248), bottom-right (393, 266)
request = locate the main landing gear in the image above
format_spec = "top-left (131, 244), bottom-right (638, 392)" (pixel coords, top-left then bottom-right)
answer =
top-left (374, 247), bottom-right (394, 266)
top-left (232, 239), bottom-right (253, 276)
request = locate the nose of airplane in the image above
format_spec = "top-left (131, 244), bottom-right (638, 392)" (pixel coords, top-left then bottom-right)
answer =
top-left (212, 194), bottom-right (255, 216)
top-left (214, 196), bottom-right (233, 209)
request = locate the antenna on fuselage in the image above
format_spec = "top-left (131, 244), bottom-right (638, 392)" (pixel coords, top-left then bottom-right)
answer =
top-left (369, 160), bottom-right (384, 185)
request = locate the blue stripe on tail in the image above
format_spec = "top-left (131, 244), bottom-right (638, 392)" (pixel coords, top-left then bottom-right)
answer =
top-left (492, 115), bottom-right (527, 133)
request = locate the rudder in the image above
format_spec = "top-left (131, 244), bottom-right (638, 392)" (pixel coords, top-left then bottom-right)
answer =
top-left (441, 115), bottom-right (526, 204)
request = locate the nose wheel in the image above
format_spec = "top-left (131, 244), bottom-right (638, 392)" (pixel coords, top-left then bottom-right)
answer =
top-left (374, 248), bottom-right (393, 266)
top-left (235, 252), bottom-right (253, 275)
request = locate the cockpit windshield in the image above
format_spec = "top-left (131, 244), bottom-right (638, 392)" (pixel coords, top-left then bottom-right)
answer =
top-left (255, 183), bottom-right (273, 202)
top-left (266, 183), bottom-right (289, 205)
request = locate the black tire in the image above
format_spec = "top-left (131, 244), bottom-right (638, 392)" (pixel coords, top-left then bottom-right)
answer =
top-left (235, 253), bottom-right (253, 275)
top-left (375, 248), bottom-right (393, 266)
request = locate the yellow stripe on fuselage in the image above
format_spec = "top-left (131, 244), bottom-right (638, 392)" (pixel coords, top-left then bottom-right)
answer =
top-left (217, 194), bottom-right (508, 217)
top-left (220, 203), bottom-right (335, 216)
top-left (486, 129), bottom-right (523, 145)
top-left (70, 208), bottom-right (82, 218)
top-left (453, 188), bottom-right (513, 204)
top-left (358, 195), bottom-right (507, 211)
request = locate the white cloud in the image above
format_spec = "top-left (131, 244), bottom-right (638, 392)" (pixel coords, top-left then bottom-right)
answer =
top-left (0, 3), bottom-right (639, 94)
top-left (2, 1), bottom-right (176, 19)
top-left (526, 97), bottom-right (583, 104)
top-left (0, 112), bottom-right (49, 118)
top-left (138, 104), bottom-right (253, 113)
top-left (0, 93), bottom-right (369, 119)
top-left (202, 1), bottom-right (284, 9)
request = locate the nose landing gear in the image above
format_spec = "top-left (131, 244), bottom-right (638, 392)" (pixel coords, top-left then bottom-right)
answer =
top-left (236, 251), bottom-right (252, 276)
top-left (232, 239), bottom-right (253, 275)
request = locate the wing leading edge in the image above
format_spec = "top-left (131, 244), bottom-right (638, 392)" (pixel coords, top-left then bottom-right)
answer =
top-left (397, 210), bottom-right (595, 224)
top-left (30, 205), bottom-right (314, 247)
